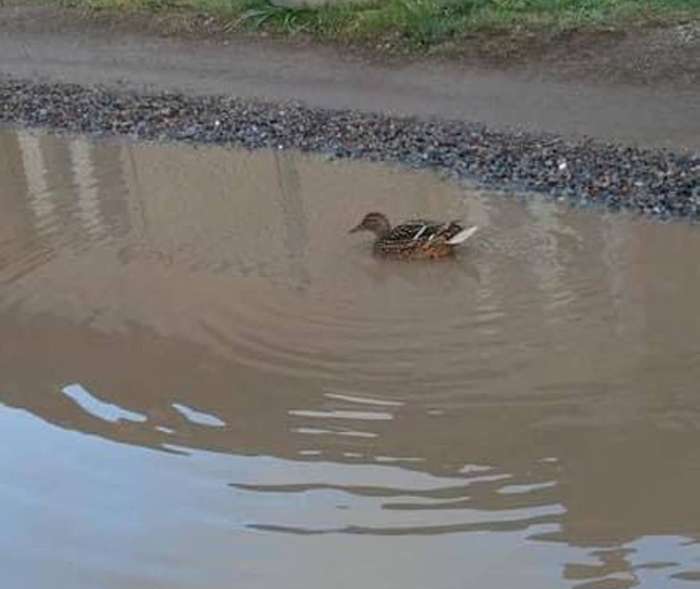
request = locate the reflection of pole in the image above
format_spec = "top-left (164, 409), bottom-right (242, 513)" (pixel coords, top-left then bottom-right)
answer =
top-left (470, 193), bottom-right (499, 328)
top-left (600, 215), bottom-right (647, 343)
top-left (17, 131), bottom-right (56, 231)
top-left (0, 130), bottom-right (30, 245)
top-left (274, 150), bottom-right (309, 290)
top-left (69, 137), bottom-right (104, 238)
top-left (119, 143), bottom-right (148, 240)
top-left (524, 198), bottom-right (569, 313)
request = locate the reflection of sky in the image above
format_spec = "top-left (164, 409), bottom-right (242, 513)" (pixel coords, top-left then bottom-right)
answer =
top-left (2, 402), bottom-right (699, 589)
top-left (565, 536), bottom-right (700, 587)
top-left (0, 403), bottom-right (557, 588)
top-left (172, 403), bottom-right (226, 427)
top-left (62, 383), bottom-right (147, 423)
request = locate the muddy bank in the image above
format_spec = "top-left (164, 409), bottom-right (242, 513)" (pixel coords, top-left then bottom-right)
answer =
top-left (1, 77), bottom-right (698, 220)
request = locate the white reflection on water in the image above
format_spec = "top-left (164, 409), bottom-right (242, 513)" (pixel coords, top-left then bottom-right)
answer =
top-left (62, 383), bottom-right (147, 424)
top-left (172, 403), bottom-right (226, 427)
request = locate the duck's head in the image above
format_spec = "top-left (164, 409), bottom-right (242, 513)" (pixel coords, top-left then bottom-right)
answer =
top-left (349, 212), bottom-right (391, 238)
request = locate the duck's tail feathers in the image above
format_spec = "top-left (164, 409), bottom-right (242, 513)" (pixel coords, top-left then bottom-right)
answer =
top-left (447, 225), bottom-right (478, 245)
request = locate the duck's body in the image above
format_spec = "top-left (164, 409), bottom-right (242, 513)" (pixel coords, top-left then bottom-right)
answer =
top-left (350, 212), bottom-right (478, 260)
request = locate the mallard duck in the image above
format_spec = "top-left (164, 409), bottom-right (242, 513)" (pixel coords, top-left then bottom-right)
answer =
top-left (349, 212), bottom-right (478, 259)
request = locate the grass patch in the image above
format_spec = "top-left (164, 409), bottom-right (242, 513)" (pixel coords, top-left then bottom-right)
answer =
top-left (58, 0), bottom-right (700, 48)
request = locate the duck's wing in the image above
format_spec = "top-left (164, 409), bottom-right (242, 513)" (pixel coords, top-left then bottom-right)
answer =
top-left (383, 219), bottom-right (477, 249)
top-left (445, 225), bottom-right (478, 244)
top-left (386, 220), bottom-right (442, 242)
top-left (437, 220), bottom-right (469, 241)
top-left (415, 220), bottom-right (477, 244)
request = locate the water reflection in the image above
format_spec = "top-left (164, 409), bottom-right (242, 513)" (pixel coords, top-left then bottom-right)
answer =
top-left (69, 137), bottom-right (105, 239)
top-left (17, 132), bottom-right (53, 221)
top-left (62, 383), bottom-right (148, 423)
top-left (172, 403), bottom-right (226, 427)
top-left (1, 128), bottom-right (700, 588)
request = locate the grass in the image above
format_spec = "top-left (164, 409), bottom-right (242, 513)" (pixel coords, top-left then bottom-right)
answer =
top-left (59, 0), bottom-right (700, 48)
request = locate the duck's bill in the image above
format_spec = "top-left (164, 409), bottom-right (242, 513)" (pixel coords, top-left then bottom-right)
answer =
top-left (349, 225), bottom-right (362, 234)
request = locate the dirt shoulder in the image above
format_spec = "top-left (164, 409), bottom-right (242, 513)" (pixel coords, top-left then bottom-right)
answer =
top-left (4, 3), bottom-right (700, 88)
top-left (1, 4), bottom-right (699, 150)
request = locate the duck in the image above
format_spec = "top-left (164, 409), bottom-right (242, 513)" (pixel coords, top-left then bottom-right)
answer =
top-left (349, 212), bottom-right (478, 259)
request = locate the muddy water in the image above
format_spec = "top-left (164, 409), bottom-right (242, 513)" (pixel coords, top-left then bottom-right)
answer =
top-left (2, 128), bottom-right (700, 589)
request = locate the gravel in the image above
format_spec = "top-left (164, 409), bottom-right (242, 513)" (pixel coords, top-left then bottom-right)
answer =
top-left (1, 77), bottom-right (698, 219)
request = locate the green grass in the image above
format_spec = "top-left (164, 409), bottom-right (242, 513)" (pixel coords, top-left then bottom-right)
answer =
top-left (61, 0), bottom-right (700, 48)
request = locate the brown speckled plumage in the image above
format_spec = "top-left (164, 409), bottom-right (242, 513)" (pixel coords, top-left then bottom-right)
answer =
top-left (349, 212), bottom-right (478, 260)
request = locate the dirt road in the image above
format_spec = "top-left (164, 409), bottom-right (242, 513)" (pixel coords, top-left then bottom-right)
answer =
top-left (1, 5), bottom-right (699, 150)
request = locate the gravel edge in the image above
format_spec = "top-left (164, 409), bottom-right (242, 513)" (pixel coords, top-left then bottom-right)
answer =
top-left (1, 76), bottom-right (698, 219)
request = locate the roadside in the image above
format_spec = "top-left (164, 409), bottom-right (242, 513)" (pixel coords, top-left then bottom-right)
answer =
top-left (1, 4), bottom-right (699, 150)
top-left (5, 2), bottom-right (700, 87)
top-left (46, 0), bottom-right (700, 67)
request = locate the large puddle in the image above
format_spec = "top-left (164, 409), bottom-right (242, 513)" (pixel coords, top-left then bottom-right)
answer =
top-left (2, 128), bottom-right (700, 588)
